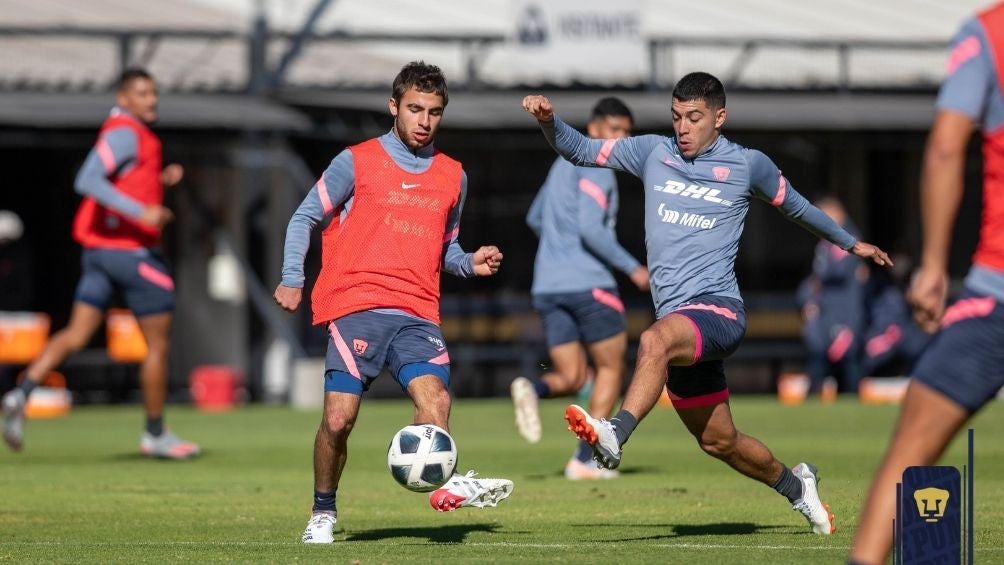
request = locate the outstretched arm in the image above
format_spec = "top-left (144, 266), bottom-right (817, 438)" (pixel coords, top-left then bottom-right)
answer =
top-left (746, 149), bottom-right (892, 268)
top-left (522, 94), bottom-right (661, 177)
top-left (274, 150), bottom-right (355, 311)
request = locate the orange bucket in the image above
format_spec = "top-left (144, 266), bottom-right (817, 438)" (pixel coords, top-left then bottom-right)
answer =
top-left (106, 309), bottom-right (148, 362)
top-left (859, 376), bottom-right (910, 405)
top-left (0, 312), bottom-right (50, 364)
top-left (189, 365), bottom-right (244, 412)
top-left (777, 372), bottom-right (810, 405)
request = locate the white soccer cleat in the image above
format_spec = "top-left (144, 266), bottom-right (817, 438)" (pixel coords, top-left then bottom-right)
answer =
top-left (2, 389), bottom-right (26, 452)
top-left (510, 376), bottom-right (542, 443)
top-left (564, 457), bottom-right (620, 481)
top-left (791, 462), bottom-right (836, 535)
top-left (564, 404), bottom-right (621, 470)
top-left (429, 470), bottom-right (514, 512)
top-left (301, 511), bottom-right (337, 544)
top-left (140, 429), bottom-right (201, 460)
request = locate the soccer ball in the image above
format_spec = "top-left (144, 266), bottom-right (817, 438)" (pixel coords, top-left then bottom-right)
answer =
top-left (387, 424), bottom-right (458, 492)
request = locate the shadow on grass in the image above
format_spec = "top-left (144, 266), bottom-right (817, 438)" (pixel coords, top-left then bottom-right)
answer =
top-left (345, 523), bottom-right (501, 543)
top-left (574, 522), bottom-right (788, 540)
top-left (524, 465), bottom-right (656, 481)
top-left (103, 450), bottom-right (209, 462)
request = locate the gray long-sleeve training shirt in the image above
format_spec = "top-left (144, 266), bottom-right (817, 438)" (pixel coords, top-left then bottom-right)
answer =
top-left (541, 116), bottom-right (857, 318)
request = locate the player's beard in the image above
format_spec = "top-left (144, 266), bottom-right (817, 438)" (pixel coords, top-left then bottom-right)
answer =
top-left (395, 117), bottom-right (434, 151)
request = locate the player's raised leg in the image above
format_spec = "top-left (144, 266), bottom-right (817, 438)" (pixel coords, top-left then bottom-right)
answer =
top-left (565, 313), bottom-right (694, 469)
top-left (3, 301), bottom-right (104, 451)
top-left (408, 372), bottom-right (512, 512)
top-left (565, 333), bottom-right (625, 480)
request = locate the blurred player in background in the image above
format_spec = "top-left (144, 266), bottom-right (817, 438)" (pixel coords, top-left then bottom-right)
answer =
top-left (511, 97), bottom-right (649, 481)
top-left (1, 69), bottom-right (198, 460)
top-left (851, 4), bottom-right (1004, 563)
top-left (798, 196), bottom-right (869, 395)
top-left (274, 61), bottom-right (513, 545)
top-left (523, 72), bottom-right (891, 535)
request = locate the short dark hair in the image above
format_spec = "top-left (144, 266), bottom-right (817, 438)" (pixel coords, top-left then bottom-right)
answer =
top-left (672, 72), bottom-right (726, 110)
top-left (117, 68), bottom-right (153, 92)
top-left (590, 97), bottom-right (633, 124)
top-left (392, 61), bottom-right (449, 106)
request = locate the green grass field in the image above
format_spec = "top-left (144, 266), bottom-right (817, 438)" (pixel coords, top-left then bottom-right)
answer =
top-left (2, 396), bottom-right (1002, 563)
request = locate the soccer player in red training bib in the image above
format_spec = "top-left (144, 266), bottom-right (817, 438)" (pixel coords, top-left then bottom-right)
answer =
top-left (851, 4), bottom-right (1004, 564)
top-left (1, 69), bottom-right (198, 459)
top-left (273, 62), bottom-right (514, 544)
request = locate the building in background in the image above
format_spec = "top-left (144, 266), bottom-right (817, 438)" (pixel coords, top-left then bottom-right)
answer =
top-left (0, 0), bottom-right (990, 401)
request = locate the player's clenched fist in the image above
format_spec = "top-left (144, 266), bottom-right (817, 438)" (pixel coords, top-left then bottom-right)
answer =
top-left (274, 284), bottom-right (303, 312)
top-left (522, 95), bottom-right (554, 122)
top-left (472, 245), bottom-right (503, 277)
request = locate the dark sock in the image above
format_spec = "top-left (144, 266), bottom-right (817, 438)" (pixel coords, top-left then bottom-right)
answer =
top-left (574, 440), bottom-right (592, 463)
top-left (772, 466), bottom-right (804, 503)
top-left (313, 489), bottom-right (337, 513)
top-left (533, 380), bottom-right (550, 398)
top-left (145, 417), bottom-right (164, 437)
top-left (610, 409), bottom-right (637, 446)
top-left (17, 378), bottom-right (39, 397)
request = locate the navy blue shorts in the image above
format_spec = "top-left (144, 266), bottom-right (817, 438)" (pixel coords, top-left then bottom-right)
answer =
top-left (532, 288), bottom-right (626, 348)
top-left (74, 248), bottom-right (175, 317)
top-left (324, 310), bottom-right (451, 396)
top-left (664, 295), bottom-right (747, 409)
top-left (913, 289), bottom-right (1004, 414)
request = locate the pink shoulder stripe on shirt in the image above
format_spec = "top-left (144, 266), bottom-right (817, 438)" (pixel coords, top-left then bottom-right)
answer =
top-left (771, 174), bottom-right (787, 207)
top-left (578, 178), bottom-right (609, 211)
top-left (316, 176), bottom-right (334, 215)
top-left (96, 139), bottom-right (117, 174)
top-left (595, 139), bottom-right (618, 166)
top-left (947, 35), bottom-right (982, 76)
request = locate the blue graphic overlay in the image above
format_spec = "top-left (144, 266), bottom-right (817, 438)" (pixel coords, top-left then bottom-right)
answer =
top-left (900, 466), bottom-right (962, 564)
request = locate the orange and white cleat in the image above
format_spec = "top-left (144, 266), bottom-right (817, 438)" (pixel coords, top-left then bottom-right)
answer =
top-left (791, 462), bottom-right (836, 535)
top-left (429, 470), bottom-right (513, 512)
top-left (564, 404), bottom-right (622, 470)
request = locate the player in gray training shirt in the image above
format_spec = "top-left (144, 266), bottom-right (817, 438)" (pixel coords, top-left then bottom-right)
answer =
top-left (523, 72), bottom-right (891, 535)
top-left (510, 98), bottom-right (648, 482)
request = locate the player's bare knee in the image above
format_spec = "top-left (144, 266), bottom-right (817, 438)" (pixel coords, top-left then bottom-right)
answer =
top-left (637, 329), bottom-right (671, 363)
top-left (321, 412), bottom-right (355, 439)
top-left (696, 432), bottom-right (738, 460)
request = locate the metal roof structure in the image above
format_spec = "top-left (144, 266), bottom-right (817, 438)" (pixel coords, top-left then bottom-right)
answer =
top-left (0, 0), bottom-right (993, 129)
